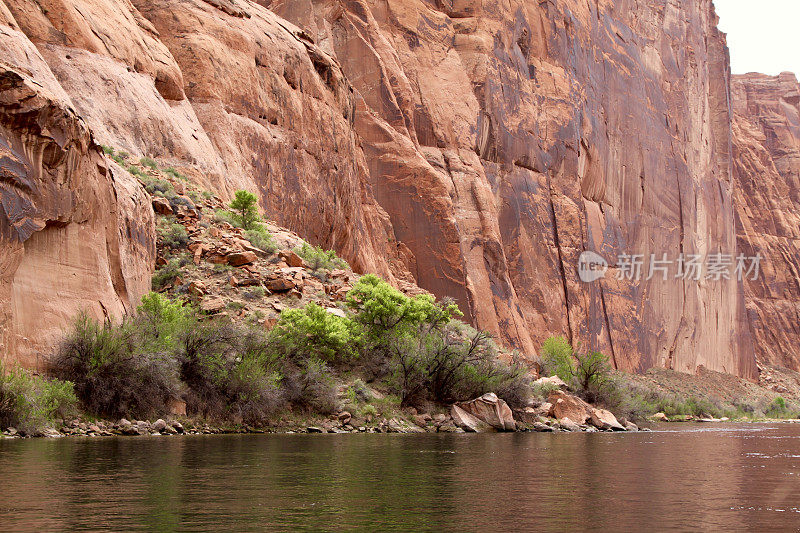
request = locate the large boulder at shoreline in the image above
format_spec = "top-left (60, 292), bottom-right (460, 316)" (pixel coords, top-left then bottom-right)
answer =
top-left (548, 391), bottom-right (592, 425)
top-left (456, 393), bottom-right (515, 431)
top-left (450, 404), bottom-right (495, 433)
top-left (589, 408), bottom-right (626, 431)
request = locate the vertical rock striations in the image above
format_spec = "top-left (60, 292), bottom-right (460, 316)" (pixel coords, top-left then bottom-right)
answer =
top-left (732, 73), bottom-right (800, 372)
top-left (265, 0), bottom-right (757, 377)
top-left (0, 15), bottom-right (155, 368)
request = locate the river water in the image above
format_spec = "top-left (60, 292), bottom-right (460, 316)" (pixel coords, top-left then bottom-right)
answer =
top-left (1, 423), bottom-right (799, 531)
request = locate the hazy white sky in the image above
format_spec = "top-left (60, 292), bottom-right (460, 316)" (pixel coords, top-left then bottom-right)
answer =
top-left (715, 0), bottom-right (800, 76)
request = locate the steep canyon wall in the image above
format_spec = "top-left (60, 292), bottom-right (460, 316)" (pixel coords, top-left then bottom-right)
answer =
top-left (0, 0), bottom-right (794, 378)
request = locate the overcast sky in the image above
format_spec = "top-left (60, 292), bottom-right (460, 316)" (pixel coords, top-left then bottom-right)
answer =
top-left (715, 0), bottom-right (800, 76)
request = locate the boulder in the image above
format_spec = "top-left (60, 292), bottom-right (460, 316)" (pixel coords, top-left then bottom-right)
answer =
top-left (437, 421), bottom-right (462, 433)
top-left (535, 402), bottom-right (553, 417)
top-left (514, 407), bottom-right (540, 425)
top-left (651, 412), bottom-right (669, 422)
top-left (325, 307), bottom-right (347, 318)
top-left (623, 420), bottom-right (639, 432)
top-left (450, 404), bottom-right (496, 433)
top-left (200, 297), bottom-right (225, 314)
top-left (152, 196), bottom-right (174, 215)
top-left (547, 391), bottom-right (592, 425)
top-left (456, 393), bottom-right (516, 431)
top-left (227, 251), bottom-right (257, 266)
top-left (534, 375), bottom-right (568, 390)
top-left (279, 250), bottom-right (307, 268)
top-left (152, 419), bottom-right (167, 432)
top-left (187, 281), bottom-right (206, 297)
top-left (266, 278), bottom-right (295, 292)
top-left (589, 408), bottom-right (626, 431)
top-left (558, 417), bottom-right (581, 432)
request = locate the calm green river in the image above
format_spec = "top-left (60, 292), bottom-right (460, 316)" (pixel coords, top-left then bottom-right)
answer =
top-left (1, 424), bottom-right (799, 531)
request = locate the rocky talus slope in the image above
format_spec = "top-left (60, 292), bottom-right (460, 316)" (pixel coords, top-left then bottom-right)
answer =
top-left (0, 0), bottom-right (798, 378)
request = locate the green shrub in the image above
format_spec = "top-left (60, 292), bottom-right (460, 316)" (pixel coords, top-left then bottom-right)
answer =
top-left (243, 287), bottom-right (265, 300)
top-left (140, 156), bottom-right (158, 169)
top-left (573, 350), bottom-right (613, 403)
top-left (177, 318), bottom-right (283, 424)
top-left (347, 274), bottom-right (460, 339)
top-left (164, 167), bottom-right (187, 180)
top-left (214, 209), bottom-right (238, 227)
top-left (541, 336), bottom-right (574, 383)
top-left (388, 322), bottom-right (529, 407)
top-left (294, 242), bottom-right (348, 270)
top-left (128, 165), bottom-right (148, 179)
top-left (152, 258), bottom-right (182, 291)
top-left (117, 151), bottom-right (130, 160)
top-left (269, 303), bottom-right (358, 365)
top-left (287, 358), bottom-right (338, 414)
top-left (0, 363), bottom-right (77, 435)
top-left (246, 227), bottom-right (277, 253)
top-left (49, 314), bottom-right (182, 419)
top-left (145, 179), bottom-right (174, 196)
top-left (158, 219), bottom-right (188, 248)
top-left (764, 396), bottom-right (800, 419)
top-left (100, 145), bottom-right (114, 155)
top-left (229, 190), bottom-right (261, 230)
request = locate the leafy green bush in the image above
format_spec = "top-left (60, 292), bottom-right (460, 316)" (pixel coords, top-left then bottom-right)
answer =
top-left (158, 219), bottom-right (188, 248)
top-left (573, 350), bottom-right (613, 403)
top-left (0, 363), bottom-right (77, 435)
top-left (347, 274), bottom-right (460, 339)
top-left (145, 179), bottom-right (174, 196)
top-left (164, 167), bottom-right (187, 180)
top-left (389, 322), bottom-right (529, 407)
top-left (294, 242), bottom-right (348, 270)
top-left (269, 303), bottom-right (358, 365)
top-left (152, 258), bottom-right (182, 291)
top-left (763, 396), bottom-right (800, 419)
top-left (49, 313), bottom-right (182, 419)
top-left (539, 336), bottom-right (612, 402)
top-left (140, 156), bottom-right (158, 169)
top-left (541, 336), bottom-right (574, 383)
top-left (100, 145), bottom-right (114, 155)
top-left (128, 165), bottom-right (148, 179)
top-left (177, 318), bottom-right (283, 424)
top-left (229, 190), bottom-right (261, 230)
top-left (246, 227), bottom-right (277, 253)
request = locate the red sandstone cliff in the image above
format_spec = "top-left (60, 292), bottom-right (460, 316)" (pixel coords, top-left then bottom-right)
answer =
top-left (0, 0), bottom-right (794, 379)
top-left (0, 19), bottom-right (155, 367)
top-left (732, 72), bottom-right (800, 372)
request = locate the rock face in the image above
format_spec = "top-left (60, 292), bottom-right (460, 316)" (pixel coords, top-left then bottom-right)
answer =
top-left (548, 390), bottom-right (591, 425)
top-left (456, 392), bottom-right (515, 431)
top-left (731, 73), bottom-right (800, 372)
top-left (0, 0), bottom-right (795, 378)
top-left (0, 27), bottom-right (155, 368)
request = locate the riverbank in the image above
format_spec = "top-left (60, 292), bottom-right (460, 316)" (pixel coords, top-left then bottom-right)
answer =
top-left (4, 156), bottom-right (800, 440)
